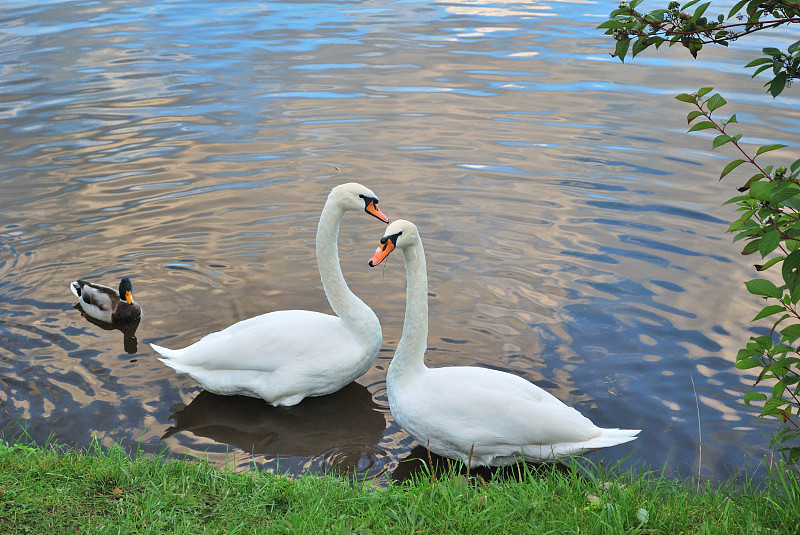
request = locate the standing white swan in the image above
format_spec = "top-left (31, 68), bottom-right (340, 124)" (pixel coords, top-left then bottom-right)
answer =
top-left (368, 220), bottom-right (640, 466)
top-left (151, 183), bottom-right (389, 407)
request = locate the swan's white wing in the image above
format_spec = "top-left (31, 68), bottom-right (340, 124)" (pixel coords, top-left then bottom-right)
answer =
top-left (392, 366), bottom-right (615, 463)
top-left (153, 310), bottom-right (361, 373)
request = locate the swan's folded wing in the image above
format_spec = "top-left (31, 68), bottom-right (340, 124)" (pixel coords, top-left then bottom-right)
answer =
top-left (413, 366), bottom-right (603, 447)
top-left (154, 310), bottom-right (358, 372)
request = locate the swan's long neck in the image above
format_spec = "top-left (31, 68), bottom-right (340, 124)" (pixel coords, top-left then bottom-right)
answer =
top-left (390, 239), bottom-right (429, 380)
top-left (316, 199), bottom-right (375, 331)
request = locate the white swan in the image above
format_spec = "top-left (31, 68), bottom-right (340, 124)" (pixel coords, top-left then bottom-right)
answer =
top-left (368, 219), bottom-right (640, 466)
top-left (151, 183), bottom-right (389, 407)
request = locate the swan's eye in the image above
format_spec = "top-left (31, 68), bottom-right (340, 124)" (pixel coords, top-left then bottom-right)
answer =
top-left (380, 232), bottom-right (402, 246)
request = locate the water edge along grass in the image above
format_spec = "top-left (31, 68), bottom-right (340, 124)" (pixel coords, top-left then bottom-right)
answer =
top-left (1, 434), bottom-right (799, 534)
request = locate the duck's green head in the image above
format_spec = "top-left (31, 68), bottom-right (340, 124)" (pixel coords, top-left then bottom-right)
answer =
top-left (119, 277), bottom-right (135, 304)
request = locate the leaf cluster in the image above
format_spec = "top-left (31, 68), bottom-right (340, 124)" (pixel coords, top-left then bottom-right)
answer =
top-left (600, 0), bottom-right (800, 96)
top-left (678, 88), bottom-right (800, 458)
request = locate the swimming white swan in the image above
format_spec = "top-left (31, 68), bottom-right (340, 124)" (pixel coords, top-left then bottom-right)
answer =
top-left (70, 277), bottom-right (142, 324)
top-left (151, 183), bottom-right (389, 407)
top-left (368, 219), bottom-right (640, 466)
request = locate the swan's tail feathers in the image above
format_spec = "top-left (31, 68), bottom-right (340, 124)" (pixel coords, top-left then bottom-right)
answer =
top-left (151, 343), bottom-right (199, 376)
top-left (586, 427), bottom-right (640, 449)
top-left (540, 428), bottom-right (640, 460)
top-left (150, 343), bottom-right (183, 363)
top-left (69, 281), bottom-right (81, 298)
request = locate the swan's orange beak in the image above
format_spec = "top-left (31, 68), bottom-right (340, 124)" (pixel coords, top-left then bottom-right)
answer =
top-left (125, 290), bottom-right (134, 304)
top-left (369, 238), bottom-right (395, 267)
top-left (365, 200), bottom-right (389, 223)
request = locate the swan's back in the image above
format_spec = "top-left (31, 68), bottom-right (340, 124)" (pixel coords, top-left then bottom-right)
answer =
top-left (389, 364), bottom-right (639, 465)
top-left (152, 309), bottom-right (381, 406)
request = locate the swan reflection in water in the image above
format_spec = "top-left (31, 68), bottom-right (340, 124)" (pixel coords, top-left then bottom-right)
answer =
top-left (162, 382), bottom-right (387, 474)
top-left (72, 304), bottom-right (140, 354)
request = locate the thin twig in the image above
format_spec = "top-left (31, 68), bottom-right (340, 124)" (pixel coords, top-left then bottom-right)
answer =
top-left (690, 371), bottom-right (702, 492)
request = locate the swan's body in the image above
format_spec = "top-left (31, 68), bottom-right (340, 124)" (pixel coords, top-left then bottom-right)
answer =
top-left (152, 183), bottom-right (388, 407)
top-left (369, 220), bottom-right (640, 466)
top-left (70, 278), bottom-right (141, 324)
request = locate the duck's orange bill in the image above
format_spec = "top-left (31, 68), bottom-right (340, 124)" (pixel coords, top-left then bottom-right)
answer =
top-left (365, 201), bottom-right (389, 223)
top-left (125, 290), bottom-right (134, 304)
top-left (369, 239), bottom-right (395, 267)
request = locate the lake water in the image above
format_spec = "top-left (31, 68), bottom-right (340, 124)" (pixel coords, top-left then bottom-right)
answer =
top-left (1, 0), bottom-right (799, 483)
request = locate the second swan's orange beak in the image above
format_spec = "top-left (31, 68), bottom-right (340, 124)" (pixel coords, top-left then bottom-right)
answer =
top-left (369, 236), bottom-right (395, 267)
top-left (365, 199), bottom-right (389, 223)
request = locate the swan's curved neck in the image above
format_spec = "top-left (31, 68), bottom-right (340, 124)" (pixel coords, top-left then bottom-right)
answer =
top-left (316, 200), bottom-right (372, 328)
top-left (391, 239), bottom-right (429, 378)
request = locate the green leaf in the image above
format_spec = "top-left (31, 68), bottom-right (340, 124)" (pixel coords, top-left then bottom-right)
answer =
top-left (782, 250), bottom-right (800, 294)
top-left (692, 1), bottom-right (711, 20)
top-left (728, 0), bottom-right (749, 18)
top-left (735, 357), bottom-right (762, 370)
top-left (615, 36), bottom-right (631, 63)
top-left (753, 304), bottom-right (789, 321)
top-left (745, 278), bottom-right (782, 298)
top-left (744, 392), bottom-right (768, 405)
top-left (748, 180), bottom-right (772, 201)
top-left (687, 110), bottom-right (704, 123)
top-left (755, 256), bottom-right (785, 272)
top-left (763, 47), bottom-right (782, 57)
top-left (772, 183), bottom-right (800, 204)
top-left (759, 229), bottom-right (781, 258)
top-left (742, 239), bottom-right (761, 255)
top-left (706, 93), bottom-right (726, 112)
top-left (780, 323), bottom-right (800, 341)
top-left (756, 144), bottom-right (786, 156)
top-left (688, 120), bottom-right (717, 133)
top-left (713, 134), bottom-right (733, 149)
top-left (763, 397), bottom-right (789, 414)
top-left (722, 113), bottom-right (738, 125)
top-left (770, 71), bottom-right (788, 98)
top-left (675, 93), bottom-right (697, 103)
top-left (751, 64), bottom-right (774, 78)
top-left (723, 194), bottom-right (749, 205)
top-left (720, 159), bottom-right (746, 180)
top-left (598, 20), bottom-right (625, 30)
top-left (697, 87), bottom-right (714, 98)
top-left (632, 37), bottom-right (649, 58)
top-left (781, 197), bottom-right (800, 212)
top-left (745, 57), bottom-right (774, 67)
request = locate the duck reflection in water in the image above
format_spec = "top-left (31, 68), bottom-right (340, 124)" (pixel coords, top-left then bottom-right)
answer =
top-left (71, 303), bottom-right (141, 355)
top-left (162, 382), bottom-right (386, 473)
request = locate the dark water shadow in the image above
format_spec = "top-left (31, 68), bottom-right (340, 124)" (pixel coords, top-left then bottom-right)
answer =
top-left (72, 304), bottom-right (141, 354)
top-left (390, 444), bottom-right (578, 484)
top-left (162, 382), bottom-right (387, 474)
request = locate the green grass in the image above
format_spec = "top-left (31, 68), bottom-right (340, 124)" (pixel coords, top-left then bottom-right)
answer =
top-left (1, 436), bottom-right (799, 534)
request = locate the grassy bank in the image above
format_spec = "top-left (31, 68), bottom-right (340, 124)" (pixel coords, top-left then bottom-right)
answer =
top-left (1, 437), bottom-right (799, 534)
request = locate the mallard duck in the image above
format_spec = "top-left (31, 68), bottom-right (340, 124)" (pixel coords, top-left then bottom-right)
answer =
top-left (368, 219), bottom-right (640, 466)
top-left (151, 183), bottom-right (389, 407)
top-left (70, 277), bottom-right (142, 324)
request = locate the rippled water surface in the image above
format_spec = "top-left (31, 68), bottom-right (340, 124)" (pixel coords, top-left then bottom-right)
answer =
top-left (2, 0), bottom-right (800, 482)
